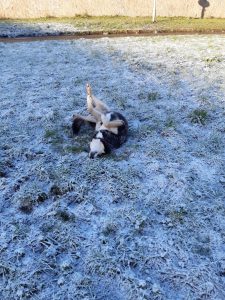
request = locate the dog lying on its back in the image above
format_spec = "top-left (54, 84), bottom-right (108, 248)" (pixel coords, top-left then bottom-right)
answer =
top-left (72, 84), bottom-right (128, 158)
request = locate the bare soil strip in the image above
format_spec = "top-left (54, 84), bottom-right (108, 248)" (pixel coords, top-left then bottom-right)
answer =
top-left (1, 29), bottom-right (225, 43)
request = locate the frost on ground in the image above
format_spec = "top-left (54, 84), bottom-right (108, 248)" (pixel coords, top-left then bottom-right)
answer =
top-left (0, 22), bottom-right (80, 38)
top-left (0, 35), bottom-right (225, 299)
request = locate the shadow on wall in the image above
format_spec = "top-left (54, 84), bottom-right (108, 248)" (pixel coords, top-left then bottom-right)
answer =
top-left (198, 0), bottom-right (210, 19)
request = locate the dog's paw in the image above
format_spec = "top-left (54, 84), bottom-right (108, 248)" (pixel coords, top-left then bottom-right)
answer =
top-left (117, 120), bottom-right (124, 126)
top-left (86, 83), bottom-right (92, 96)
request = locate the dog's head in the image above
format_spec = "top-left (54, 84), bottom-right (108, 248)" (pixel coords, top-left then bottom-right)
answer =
top-left (89, 131), bottom-right (111, 159)
top-left (89, 138), bottom-right (105, 159)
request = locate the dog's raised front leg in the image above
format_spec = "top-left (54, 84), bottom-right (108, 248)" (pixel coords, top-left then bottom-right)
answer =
top-left (101, 114), bottom-right (124, 128)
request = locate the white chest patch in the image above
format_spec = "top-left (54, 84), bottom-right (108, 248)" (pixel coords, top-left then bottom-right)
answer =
top-left (96, 132), bottom-right (103, 139)
top-left (105, 113), bottom-right (112, 122)
top-left (95, 121), bottom-right (102, 131)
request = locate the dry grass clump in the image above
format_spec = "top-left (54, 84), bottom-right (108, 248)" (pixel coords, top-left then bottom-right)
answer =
top-left (189, 109), bottom-right (208, 125)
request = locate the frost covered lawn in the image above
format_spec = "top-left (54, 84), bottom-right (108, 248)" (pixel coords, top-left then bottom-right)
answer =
top-left (0, 35), bottom-right (225, 299)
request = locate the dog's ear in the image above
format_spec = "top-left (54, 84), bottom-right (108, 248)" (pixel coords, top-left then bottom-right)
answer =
top-left (72, 117), bottom-right (84, 134)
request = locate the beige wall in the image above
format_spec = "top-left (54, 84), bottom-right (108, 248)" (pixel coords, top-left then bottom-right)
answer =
top-left (0, 0), bottom-right (224, 19)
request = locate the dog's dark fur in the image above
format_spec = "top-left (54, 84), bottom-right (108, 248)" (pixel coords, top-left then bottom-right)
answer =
top-left (72, 118), bottom-right (85, 134)
top-left (91, 112), bottom-right (128, 153)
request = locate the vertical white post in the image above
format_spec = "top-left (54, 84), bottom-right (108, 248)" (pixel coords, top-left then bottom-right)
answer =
top-left (152, 0), bottom-right (156, 23)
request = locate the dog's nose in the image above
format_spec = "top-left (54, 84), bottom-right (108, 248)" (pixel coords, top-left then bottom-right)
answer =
top-left (89, 152), bottom-right (97, 159)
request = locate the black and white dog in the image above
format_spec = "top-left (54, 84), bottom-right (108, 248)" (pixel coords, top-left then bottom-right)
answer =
top-left (72, 84), bottom-right (128, 158)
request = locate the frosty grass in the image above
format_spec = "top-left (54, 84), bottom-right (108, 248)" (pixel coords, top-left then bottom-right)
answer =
top-left (0, 35), bottom-right (225, 299)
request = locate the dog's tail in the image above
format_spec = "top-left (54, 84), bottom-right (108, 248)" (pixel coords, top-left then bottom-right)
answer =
top-left (72, 116), bottom-right (85, 134)
top-left (72, 115), bottom-right (96, 134)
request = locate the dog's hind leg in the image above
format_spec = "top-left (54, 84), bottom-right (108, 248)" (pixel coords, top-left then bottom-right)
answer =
top-left (87, 98), bottom-right (101, 120)
top-left (86, 83), bottom-right (109, 117)
top-left (87, 94), bottom-right (103, 122)
top-left (92, 95), bottom-right (110, 114)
